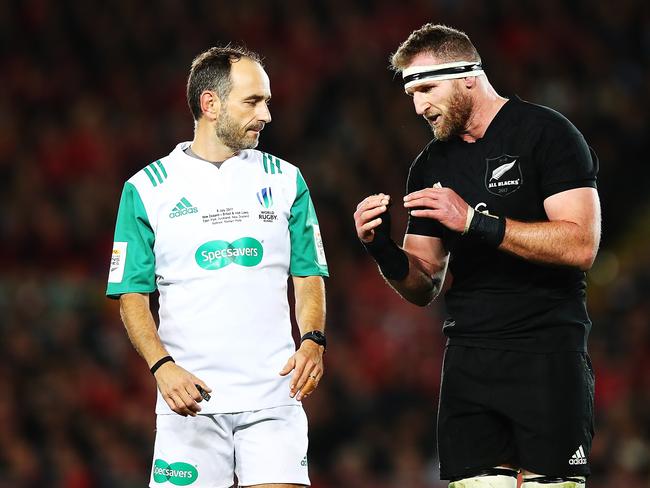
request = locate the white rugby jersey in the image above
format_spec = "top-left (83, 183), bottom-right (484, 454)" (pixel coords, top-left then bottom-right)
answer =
top-left (107, 142), bottom-right (328, 413)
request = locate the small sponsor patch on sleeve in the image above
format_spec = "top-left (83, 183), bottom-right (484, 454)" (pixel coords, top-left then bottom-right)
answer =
top-left (313, 225), bottom-right (327, 266)
top-left (108, 242), bottom-right (128, 283)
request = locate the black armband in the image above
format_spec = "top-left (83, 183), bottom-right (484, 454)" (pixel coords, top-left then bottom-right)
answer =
top-left (465, 208), bottom-right (506, 247)
top-left (363, 232), bottom-right (410, 281)
top-left (150, 355), bottom-right (174, 375)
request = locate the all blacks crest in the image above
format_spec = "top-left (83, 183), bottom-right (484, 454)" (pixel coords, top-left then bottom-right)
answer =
top-left (485, 154), bottom-right (522, 196)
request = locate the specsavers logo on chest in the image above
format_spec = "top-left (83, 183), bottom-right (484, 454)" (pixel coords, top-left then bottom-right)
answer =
top-left (195, 237), bottom-right (263, 270)
top-left (152, 459), bottom-right (198, 485)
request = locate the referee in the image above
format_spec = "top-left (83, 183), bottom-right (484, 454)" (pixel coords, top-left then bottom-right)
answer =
top-left (108, 46), bottom-right (328, 487)
top-left (354, 24), bottom-right (600, 488)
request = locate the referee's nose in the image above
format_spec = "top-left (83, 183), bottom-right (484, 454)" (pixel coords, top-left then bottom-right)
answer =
top-left (257, 102), bottom-right (272, 123)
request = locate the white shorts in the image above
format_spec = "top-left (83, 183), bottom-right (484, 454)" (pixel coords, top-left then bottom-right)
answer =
top-left (150, 405), bottom-right (310, 488)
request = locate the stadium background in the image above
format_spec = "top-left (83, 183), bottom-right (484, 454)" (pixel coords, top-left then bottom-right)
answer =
top-left (1, 0), bottom-right (648, 486)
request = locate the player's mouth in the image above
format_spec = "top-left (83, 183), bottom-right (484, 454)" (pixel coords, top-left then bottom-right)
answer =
top-left (427, 113), bottom-right (441, 125)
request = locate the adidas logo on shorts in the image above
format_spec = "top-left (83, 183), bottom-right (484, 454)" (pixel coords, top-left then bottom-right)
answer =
top-left (568, 445), bottom-right (587, 465)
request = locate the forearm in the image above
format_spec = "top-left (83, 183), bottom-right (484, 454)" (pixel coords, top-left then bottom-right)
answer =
top-left (500, 218), bottom-right (598, 270)
top-left (119, 293), bottom-right (169, 367)
top-left (293, 276), bottom-right (326, 334)
top-left (386, 252), bottom-right (444, 306)
top-left (363, 231), bottom-right (446, 307)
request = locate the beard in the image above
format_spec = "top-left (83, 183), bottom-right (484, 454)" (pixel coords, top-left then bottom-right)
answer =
top-left (428, 86), bottom-right (473, 141)
top-left (215, 109), bottom-right (262, 151)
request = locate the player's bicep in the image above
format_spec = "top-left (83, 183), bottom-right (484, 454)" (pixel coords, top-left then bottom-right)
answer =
top-left (403, 234), bottom-right (448, 279)
top-left (544, 187), bottom-right (601, 259)
top-left (544, 187), bottom-right (600, 232)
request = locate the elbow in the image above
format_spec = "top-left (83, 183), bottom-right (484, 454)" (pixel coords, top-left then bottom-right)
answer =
top-left (577, 245), bottom-right (598, 272)
top-left (577, 224), bottom-right (601, 271)
top-left (407, 287), bottom-right (440, 307)
top-left (410, 295), bottom-right (433, 307)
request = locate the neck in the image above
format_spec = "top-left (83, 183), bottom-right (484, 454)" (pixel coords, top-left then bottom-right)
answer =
top-left (191, 120), bottom-right (237, 162)
top-left (459, 83), bottom-right (508, 143)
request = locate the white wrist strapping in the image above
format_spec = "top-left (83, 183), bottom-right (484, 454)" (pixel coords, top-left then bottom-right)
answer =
top-left (463, 205), bottom-right (475, 235)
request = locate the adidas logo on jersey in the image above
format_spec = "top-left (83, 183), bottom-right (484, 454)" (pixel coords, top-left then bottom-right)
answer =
top-left (170, 197), bottom-right (198, 218)
top-left (568, 445), bottom-right (587, 465)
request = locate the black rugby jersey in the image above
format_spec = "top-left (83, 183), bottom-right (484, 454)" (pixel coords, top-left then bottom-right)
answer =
top-left (406, 97), bottom-right (598, 352)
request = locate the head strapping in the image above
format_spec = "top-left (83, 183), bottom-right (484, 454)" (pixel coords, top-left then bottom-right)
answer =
top-left (402, 61), bottom-right (484, 90)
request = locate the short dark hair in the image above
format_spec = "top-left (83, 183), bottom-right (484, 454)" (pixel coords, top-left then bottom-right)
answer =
top-left (390, 24), bottom-right (480, 72)
top-left (186, 45), bottom-right (263, 121)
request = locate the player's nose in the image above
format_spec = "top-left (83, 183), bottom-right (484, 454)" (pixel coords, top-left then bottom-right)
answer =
top-left (413, 92), bottom-right (430, 115)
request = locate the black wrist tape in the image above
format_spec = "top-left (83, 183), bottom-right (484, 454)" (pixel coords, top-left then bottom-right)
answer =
top-left (467, 211), bottom-right (506, 247)
top-left (150, 355), bottom-right (174, 375)
top-left (363, 231), bottom-right (410, 281)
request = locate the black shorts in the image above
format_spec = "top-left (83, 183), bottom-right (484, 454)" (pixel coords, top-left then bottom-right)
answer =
top-left (437, 345), bottom-right (595, 480)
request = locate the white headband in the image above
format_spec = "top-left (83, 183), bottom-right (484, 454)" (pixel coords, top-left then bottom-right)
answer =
top-left (402, 61), bottom-right (484, 89)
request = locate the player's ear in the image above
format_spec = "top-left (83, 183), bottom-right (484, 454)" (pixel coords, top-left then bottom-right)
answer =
top-left (199, 90), bottom-right (221, 121)
top-left (463, 76), bottom-right (477, 90)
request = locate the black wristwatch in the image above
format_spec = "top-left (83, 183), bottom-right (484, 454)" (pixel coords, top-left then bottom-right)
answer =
top-left (300, 330), bottom-right (327, 350)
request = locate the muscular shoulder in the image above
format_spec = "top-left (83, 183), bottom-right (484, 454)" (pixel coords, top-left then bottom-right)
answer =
top-left (508, 97), bottom-right (584, 140)
top-left (406, 139), bottom-right (445, 192)
top-left (409, 139), bottom-right (440, 173)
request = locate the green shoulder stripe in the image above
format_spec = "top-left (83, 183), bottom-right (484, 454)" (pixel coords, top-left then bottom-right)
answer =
top-left (143, 166), bottom-right (157, 187)
top-left (142, 160), bottom-right (168, 187)
top-left (155, 160), bottom-right (168, 178)
top-left (261, 152), bottom-right (283, 175)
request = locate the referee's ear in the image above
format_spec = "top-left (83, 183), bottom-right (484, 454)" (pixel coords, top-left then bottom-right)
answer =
top-left (199, 90), bottom-right (221, 121)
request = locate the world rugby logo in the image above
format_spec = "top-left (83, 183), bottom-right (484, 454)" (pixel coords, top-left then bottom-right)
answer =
top-left (256, 187), bottom-right (278, 222)
top-left (256, 187), bottom-right (273, 208)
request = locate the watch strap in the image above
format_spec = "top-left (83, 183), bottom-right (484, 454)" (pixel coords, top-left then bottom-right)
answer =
top-left (300, 330), bottom-right (327, 350)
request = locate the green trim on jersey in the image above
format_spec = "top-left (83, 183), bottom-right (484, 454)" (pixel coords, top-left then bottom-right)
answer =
top-left (261, 152), bottom-right (282, 175)
top-left (143, 160), bottom-right (168, 187)
top-left (288, 170), bottom-right (329, 277)
top-left (155, 160), bottom-right (168, 178)
top-left (106, 182), bottom-right (156, 298)
top-left (143, 166), bottom-right (157, 186)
